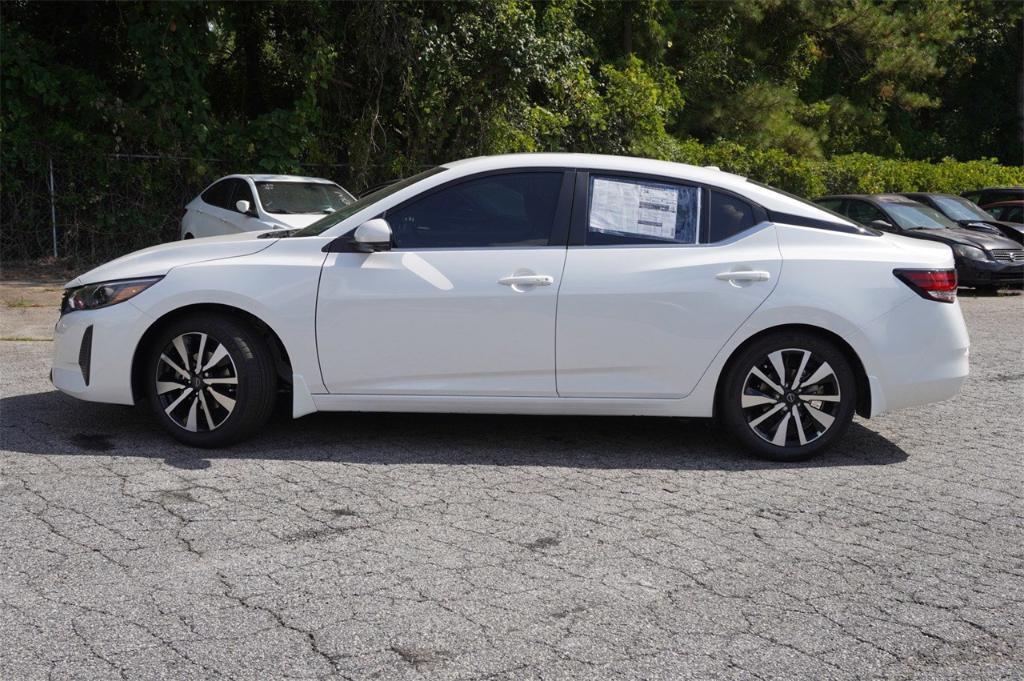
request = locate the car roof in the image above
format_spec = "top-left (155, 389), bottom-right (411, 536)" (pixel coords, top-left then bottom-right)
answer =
top-left (224, 174), bottom-right (338, 184)
top-left (817, 193), bottom-right (921, 205)
top-left (900, 192), bottom-right (960, 199)
top-left (442, 153), bottom-right (847, 220)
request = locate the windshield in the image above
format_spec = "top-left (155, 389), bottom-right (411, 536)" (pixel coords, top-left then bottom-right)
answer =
top-left (932, 195), bottom-right (992, 221)
top-left (255, 182), bottom-right (355, 215)
top-left (883, 202), bottom-right (958, 230)
top-left (290, 167), bottom-right (447, 237)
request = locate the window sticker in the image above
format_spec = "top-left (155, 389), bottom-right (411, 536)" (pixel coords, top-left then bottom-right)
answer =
top-left (589, 177), bottom-right (698, 242)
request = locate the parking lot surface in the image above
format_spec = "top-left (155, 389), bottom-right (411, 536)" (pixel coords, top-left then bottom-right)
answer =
top-left (1, 290), bottom-right (1022, 680)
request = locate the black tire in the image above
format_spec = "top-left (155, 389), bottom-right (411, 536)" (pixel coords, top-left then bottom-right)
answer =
top-left (719, 332), bottom-right (857, 462)
top-left (144, 313), bottom-right (276, 447)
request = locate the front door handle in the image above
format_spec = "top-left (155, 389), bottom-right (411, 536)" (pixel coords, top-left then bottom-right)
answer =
top-left (498, 274), bottom-right (554, 290)
top-left (715, 270), bottom-right (771, 282)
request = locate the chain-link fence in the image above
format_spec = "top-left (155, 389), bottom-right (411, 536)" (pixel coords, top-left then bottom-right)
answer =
top-left (1, 145), bottom-right (362, 265)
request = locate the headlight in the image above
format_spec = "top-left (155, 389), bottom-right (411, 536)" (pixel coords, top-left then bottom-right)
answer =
top-left (61, 277), bottom-right (162, 314)
top-left (952, 244), bottom-right (988, 261)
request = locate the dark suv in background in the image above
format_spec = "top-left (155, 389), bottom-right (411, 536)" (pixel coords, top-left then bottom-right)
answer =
top-left (815, 194), bottom-right (1024, 290)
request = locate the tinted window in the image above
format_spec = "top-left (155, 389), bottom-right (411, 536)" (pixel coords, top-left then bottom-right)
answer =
top-left (229, 179), bottom-right (255, 213)
top-left (962, 192), bottom-right (982, 204)
top-left (200, 180), bottom-right (233, 209)
top-left (587, 175), bottom-right (699, 245)
top-left (815, 199), bottom-right (844, 212)
top-left (708, 191), bottom-right (755, 242)
top-left (845, 200), bottom-right (888, 226)
top-left (386, 172), bottom-right (562, 248)
top-left (991, 205), bottom-right (1022, 223)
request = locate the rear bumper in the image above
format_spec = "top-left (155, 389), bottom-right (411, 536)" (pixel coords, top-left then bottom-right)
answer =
top-left (51, 302), bottom-right (150, 405)
top-left (862, 296), bottom-right (969, 416)
top-left (955, 257), bottom-right (1024, 287)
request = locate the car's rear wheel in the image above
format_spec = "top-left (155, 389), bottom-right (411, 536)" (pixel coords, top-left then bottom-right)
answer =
top-left (144, 313), bottom-right (276, 447)
top-left (720, 332), bottom-right (856, 461)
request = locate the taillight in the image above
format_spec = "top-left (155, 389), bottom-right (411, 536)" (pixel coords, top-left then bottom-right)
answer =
top-left (894, 269), bottom-right (957, 303)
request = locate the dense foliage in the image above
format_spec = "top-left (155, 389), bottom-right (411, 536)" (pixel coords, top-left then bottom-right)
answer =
top-left (2, 0), bottom-right (1022, 261)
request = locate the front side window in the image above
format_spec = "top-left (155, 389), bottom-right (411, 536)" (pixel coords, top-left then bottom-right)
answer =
top-left (587, 175), bottom-right (699, 245)
top-left (386, 172), bottom-right (563, 248)
top-left (708, 191), bottom-right (756, 242)
top-left (844, 201), bottom-right (888, 226)
top-left (989, 205), bottom-right (1023, 222)
top-left (256, 182), bottom-right (354, 215)
top-left (229, 179), bottom-right (255, 213)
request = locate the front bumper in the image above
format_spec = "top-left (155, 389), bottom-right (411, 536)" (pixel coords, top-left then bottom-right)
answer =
top-left (955, 257), bottom-right (1024, 287)
top-left (51, 302), bottom-right (151, 405)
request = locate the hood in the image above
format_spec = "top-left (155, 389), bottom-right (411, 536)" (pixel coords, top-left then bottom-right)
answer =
top-left (262, 212), bottom-right (325, 229)
top-left (66, 231), bottom-right (275, 288)
top-left (955, 219), bottom-right (1024, 244)
top-left (898, 226), bottom-right (1022, 251)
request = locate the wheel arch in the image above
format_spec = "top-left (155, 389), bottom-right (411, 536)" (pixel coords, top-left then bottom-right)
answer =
top-left (130, 303), bottom-right (293, 403)
top-left (713, 323), bottom-right (871, 419)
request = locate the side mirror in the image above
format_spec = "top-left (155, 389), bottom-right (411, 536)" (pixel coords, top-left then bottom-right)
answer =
top-left (870, 219), bottom-right (895, 231)
top-left (235, 199), bottom-right (254, 216)
top-left (323, 218), bottom-right (393, 253)
top-left (353, 218), bottom-right (393, 252)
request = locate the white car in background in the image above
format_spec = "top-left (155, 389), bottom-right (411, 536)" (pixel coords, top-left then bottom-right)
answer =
top-left (180, 174), bottom-right (355, 239)
top-left (54, 154), bottom-right (969, 460)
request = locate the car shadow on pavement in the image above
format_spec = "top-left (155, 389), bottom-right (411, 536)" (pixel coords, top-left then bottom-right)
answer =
top-left (0, 390), bottom-right (908, 471)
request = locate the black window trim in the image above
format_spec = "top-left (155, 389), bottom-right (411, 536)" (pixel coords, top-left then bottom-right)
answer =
top-left (379, 167), bottom-right (575, 251)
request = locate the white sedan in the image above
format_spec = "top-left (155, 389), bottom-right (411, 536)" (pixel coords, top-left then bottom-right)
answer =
top-left (53, 154), bottom-right (969, 460)
top-left (180, 174), bottom-right (355, 239)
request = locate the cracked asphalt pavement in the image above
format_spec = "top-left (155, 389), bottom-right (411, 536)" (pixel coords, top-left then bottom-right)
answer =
top-left (1, 291), bottom-right (1022, 680)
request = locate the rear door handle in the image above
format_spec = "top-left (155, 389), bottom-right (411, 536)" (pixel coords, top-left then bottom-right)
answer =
top-left (498, 274), bottom-right (554, 288)
top-left (715, 270), bottom-right (771, 282)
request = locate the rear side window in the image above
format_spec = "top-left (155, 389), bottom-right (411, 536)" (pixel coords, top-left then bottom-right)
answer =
top-left (201, 180), bottom-right (233, 209)
top-left (587, 175), bottom-right (699, 245)
top-left (708, 191), bottom-right (756, 242)
top-left (386, 172), bottom-right (563, 248)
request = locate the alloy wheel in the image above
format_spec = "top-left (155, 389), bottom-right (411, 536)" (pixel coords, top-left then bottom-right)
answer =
top-left (154, 332), bottom-right (239, 432)
top-left (741, 348), bottom-right (842, 447)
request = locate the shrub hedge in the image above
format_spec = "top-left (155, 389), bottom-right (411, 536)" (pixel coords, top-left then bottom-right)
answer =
top-left (663, 139), bottom-right (1024, 199)
top-left (3, 141), bottom-right (1022, 264)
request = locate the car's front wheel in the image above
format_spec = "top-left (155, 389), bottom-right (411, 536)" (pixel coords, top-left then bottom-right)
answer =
top-left (720, 332), bottom-right (857, 461)
top-left (144, 313), bottom-right (276, 447)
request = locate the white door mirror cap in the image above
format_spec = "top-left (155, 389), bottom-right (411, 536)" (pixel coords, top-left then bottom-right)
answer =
top-left (236, 200), bottom-right (251, 214)
top-left (354, 218), bottom-right (393, 246)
